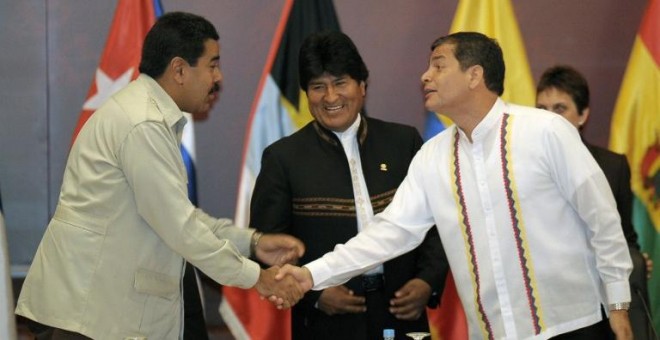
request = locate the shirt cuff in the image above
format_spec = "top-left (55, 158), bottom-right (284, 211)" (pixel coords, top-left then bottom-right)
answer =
top-left (223, 225), bottom-right (253, 256)
top-left (232, 259), bottom-right (261, 289)
top-left (305, 260), bottom-right (333, 290)
top-left (605, 280), bottom-right (631, 305)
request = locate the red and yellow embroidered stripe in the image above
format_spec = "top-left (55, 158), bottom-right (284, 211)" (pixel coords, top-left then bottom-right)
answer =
top-left (451, 130), bottom-right (493, 340)
top-left (500, 114), bottom-right (545, 334)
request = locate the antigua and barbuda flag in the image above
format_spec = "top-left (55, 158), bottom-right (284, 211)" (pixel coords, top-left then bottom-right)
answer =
top-left (220, 0), bottom-right (340, 339)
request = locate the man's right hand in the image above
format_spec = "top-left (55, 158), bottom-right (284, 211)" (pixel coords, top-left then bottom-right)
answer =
top-left (276, 264), bottom-right (314, 292)
top-left (317, 286), bottom-right (366, 315)
top-left (253, 266), bottom-right (303, 309)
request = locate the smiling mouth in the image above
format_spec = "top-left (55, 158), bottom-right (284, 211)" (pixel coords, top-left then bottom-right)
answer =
top-left (324, 104), bottom-right (344, 113)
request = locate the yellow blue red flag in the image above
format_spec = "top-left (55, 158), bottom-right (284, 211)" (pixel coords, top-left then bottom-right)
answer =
top-left (609, 0), bottom-right (660, 333)
top-left (425, 1), bottom-right (535, 339)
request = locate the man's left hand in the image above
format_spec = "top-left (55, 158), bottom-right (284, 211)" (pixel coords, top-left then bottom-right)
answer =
top-left (255, 233), bottom-right (305, 266)
top-left (389, 278), bottom-right (432, 320)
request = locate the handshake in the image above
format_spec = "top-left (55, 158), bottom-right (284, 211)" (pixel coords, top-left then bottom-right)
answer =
top-left (249, 232), bottom-right (313, 309)
top-left (254, 264), bottom-right (313, 309)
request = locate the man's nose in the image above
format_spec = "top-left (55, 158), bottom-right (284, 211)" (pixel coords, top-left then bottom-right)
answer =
top-left (324, 86), bottom-right (339, 102)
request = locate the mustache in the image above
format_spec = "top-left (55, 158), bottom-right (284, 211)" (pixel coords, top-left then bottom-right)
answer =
top-left (209, 82), bottom-right (221, 94)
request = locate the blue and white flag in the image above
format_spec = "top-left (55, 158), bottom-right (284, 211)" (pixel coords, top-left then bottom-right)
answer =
top-left (181, 112), bottom-right (197, 205)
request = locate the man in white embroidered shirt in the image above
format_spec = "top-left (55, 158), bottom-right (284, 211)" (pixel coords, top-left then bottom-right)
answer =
top-left (276, 32), bottom-right (633, 339)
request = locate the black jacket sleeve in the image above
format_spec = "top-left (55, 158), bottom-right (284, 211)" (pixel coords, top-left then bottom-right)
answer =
top-left (414, 227), bottom-right (449, 308)
top-left (614, 154), bottom-right (638, 249)
top-left (250, 145), bottom-right (324, 308)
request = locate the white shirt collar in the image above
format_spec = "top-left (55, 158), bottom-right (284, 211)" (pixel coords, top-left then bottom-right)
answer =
top-left (332, 113), bottom-right (362, 142)
top-left (458, 98), bottom-right (506, 142)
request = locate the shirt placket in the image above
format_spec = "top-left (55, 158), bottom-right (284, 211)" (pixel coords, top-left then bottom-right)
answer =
top-left (346, 142), bottom-right (382, 275)
top-left (349, 158), bottom-right (368, 225)
top-left (471, 136), bottom-right (518, 339)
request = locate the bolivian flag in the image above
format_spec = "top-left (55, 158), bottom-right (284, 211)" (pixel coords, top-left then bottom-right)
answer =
top-left (609, 0), bottom-right (660, 333)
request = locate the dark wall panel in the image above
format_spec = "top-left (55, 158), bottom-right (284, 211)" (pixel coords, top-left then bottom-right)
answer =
top-left (515, 0), bottom-right (646, 147)
top-left (335, 0), bottom-right (457, 131)
top-left (0, 2), bottom-right (48, 265)
top-left (164, 0), bottom-right (286, 219)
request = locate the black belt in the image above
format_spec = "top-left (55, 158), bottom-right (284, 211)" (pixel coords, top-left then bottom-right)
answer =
top-left (361, 273), bottom-right (384, 292)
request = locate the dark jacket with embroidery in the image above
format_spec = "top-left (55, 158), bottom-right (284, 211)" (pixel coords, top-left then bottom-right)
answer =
top-left (251, 116), bottom-right (448, 336)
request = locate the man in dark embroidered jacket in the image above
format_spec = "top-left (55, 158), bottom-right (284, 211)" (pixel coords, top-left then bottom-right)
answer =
top-left (250, 31), bottom-right (448, 340)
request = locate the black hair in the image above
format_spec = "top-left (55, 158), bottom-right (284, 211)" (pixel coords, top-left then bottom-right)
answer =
top-left (537, 65), bottom-right (590, 114)
top-left (139, 12), bottom-right (219, 79)
top-left (431, 32), bottom-right (505, 95)
top-left (298, 31), bottom-right (369, 90)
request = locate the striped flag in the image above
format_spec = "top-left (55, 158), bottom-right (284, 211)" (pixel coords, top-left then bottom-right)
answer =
top-left (422, 112), bottom-right (452, 142)
top-left (426, 1), bottom-right (535, 339)
top-left (0, 188), bottom-right (17, 340)
top-left (449, 0), bottom-right (535, 107)
top-left (71, 0), bottom-right (162, 142)
top-left (609, 0), bottom-right (660, 333)
top-left (181, 112), bottom-right (198, 205)
top-left (219, 1), bottom-right (340, 339)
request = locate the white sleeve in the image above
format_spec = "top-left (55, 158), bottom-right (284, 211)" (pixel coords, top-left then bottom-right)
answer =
top-left (544, 117), bottom-right (632, 304)
top-left (306, 151), bottom-right (436, 289)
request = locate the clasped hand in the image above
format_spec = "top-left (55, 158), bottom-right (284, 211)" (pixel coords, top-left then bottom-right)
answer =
top-left (254, 266), bottom-right (304, 309)
top-left (255, 264), bottom-right (315, 309)
top-left (251, 234), bottom-right (309, 309)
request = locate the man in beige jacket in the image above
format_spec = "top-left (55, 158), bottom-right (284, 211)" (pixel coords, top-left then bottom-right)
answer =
top-left (16, 12), bottom-right (304, 340)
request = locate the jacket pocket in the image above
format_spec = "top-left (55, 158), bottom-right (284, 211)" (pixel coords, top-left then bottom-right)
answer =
top-left (133, 268), bottom-right (179, 300)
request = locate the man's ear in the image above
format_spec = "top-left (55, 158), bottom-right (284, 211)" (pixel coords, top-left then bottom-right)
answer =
top-left (170, 57), bottom-right (187, 85)
top-left (467, 65), bottom-right (484, 89)
top-left (579, 107), bottom-right (590, 127)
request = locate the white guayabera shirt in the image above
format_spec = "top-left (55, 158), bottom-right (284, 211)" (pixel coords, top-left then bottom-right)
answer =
top-left (306, 98), bottom-right (632, 340)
